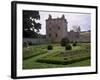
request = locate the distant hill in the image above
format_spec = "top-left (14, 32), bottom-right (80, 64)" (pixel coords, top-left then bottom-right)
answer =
top-left (79, 31), bottom-right (91, 42)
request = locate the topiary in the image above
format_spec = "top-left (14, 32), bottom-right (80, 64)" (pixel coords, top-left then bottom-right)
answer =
top-left (23, 42), bottom-right (28, 47)
top-left (28, 41), bottom-right (33, 45)
top-left (47, 45), bottom-right (53, 50)
top-left (65, 44), bottom-right (72, 50)
top-left (73, 41), bottom-right (77, 46)
top-left (61, 37), bottom-right (70, 47)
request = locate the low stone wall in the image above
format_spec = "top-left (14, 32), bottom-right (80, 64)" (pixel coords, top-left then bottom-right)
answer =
top-left (23, 38), bottom-right (50, 44)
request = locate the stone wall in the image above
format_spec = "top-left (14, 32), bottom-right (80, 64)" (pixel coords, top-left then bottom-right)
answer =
top-left (23, 38), bottom-right (50, 44)
top-left (46, 15), bottom-right (90, 43)
top-left (46, 15), bottom-right (68, 42)
top-left (67, 32), bottom-right (80, 42)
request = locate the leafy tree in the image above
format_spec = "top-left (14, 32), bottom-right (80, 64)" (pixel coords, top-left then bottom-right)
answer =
top-left (61, 37), bottom-right (70, 46)
top-left (23, 10), bottom-right (41, 38)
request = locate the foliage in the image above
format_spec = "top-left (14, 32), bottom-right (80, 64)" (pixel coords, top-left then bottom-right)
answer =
top-left (65, 44), bottom-right (72, 50)
top-left (47, 45), bottom-right (53, 50)
top-left (61, 37), bottom-right (70, 46)
top-left (23, 10), bottom-right (41, 38)
top-left (23, 45), bottom-right (47, 60)
top-left (73, 41), bottom-right (77, 46)
top-left (28, 41), bottom-right (33, 46)
top-left (23, 42), bottom-right (28, 47)
top-left (71, 25), bottom-right (81, 32)
top-left (23, 43), bottom-right (91, 69)
top-left (36, 56), bottom-right (90, 65)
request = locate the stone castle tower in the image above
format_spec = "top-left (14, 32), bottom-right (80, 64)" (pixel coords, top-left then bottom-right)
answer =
top-left (46, 14), bottom-right (68, 42)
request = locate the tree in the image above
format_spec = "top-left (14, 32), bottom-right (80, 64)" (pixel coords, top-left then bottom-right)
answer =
top-left (23, 10), bottom-right (41, 38)
top-left (61, 37), bottom-right (70, 46)
top-left (71, 25), bottom-right (81, 32)
top-left (77, 26), bottom-right (81, 32)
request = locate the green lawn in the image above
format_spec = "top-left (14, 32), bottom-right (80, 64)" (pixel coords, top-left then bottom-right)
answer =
top-left (23, 43), bottom-right (91, 69)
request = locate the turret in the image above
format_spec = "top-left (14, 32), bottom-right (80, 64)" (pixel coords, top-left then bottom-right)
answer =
top-left (61, 14), bottom-right (65, 19)
top-left (48, 14), bottom-right (52, 19)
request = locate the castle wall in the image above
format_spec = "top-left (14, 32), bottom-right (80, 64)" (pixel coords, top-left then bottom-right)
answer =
top-left (46, 15), bottom-right (90, 43)
top-left (67, 32), bottom-right (80, 42)
top-left (46, 18), bottom-right (67, 42)
top-left (67, 32), bottom-right (90, 42)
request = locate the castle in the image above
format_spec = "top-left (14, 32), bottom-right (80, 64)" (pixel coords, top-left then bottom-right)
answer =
top-left (46, 14), bottom-right (80, 42)
top-left (23, 14), bottom-right (90, 44)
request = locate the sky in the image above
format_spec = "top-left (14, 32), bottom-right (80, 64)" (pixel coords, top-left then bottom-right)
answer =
top-left (37, 11), bottom-right (91, 35)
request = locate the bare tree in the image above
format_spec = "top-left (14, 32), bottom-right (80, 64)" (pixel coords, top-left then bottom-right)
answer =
top-left (71, 25), bottom-right (81, 32)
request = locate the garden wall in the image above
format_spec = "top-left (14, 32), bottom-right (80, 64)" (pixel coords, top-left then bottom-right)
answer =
top-left (23, 38), bottom-right (50, 44)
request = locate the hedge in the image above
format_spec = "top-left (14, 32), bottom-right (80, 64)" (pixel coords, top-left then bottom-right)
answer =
top-left (36, 56), bottom-right (90, 65)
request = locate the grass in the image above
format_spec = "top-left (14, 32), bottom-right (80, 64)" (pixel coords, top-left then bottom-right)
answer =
top-left (23, 45), bottom-right (47, 60)
top-left (23, 43), bottom-right (91, 69)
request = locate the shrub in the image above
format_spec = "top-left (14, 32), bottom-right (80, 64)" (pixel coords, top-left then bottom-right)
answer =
top-left (28, 41), bottom-right (33, 45)
top-left (75, 41), bottom-right (77, 43)
top-left (73, 41), bottom-right (77, 46)
top-left (61, 37), bottom-right (70, 46)
top-left (64, 57), bottom-right (68, 60)
top-left (65, 44), bottom-right (72, 50)
top-left (23, 42), bottom-right (28, 47)
top-left (73, 42), bottom-right (76, 46)
top-left (36, 56), bottom-right (90, 65)
top-left (23, 50), bottom-right (47, 60)
top-left (47, 45), bottom-right (53, 50)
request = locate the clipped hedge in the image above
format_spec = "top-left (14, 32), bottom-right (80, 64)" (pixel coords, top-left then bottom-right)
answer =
top-left (23, 50), bottom-right (47, 60)
top-left (36, 56), bottom-right (90, 65)
top-left (47, 45), bottom-right (53, 50)
top-left (61, 37), bottom-right (70, 47)
top-left (65, 44), bottom-right (72, 50)
top-left (23, 42), bottom-right (28, 47)
top-left (73, 41), bottom-right (77, 46)
top-left (28, 41), bottom-right (33, 45)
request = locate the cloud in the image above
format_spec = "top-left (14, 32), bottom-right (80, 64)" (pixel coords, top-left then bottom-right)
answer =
top-left (39, 11), bottom-right (91, 34)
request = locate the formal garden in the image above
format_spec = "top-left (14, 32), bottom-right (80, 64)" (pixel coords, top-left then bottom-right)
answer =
top-left (22, 11), bottom-right (91, 69)
top-left (23, 39), bottom-right (91, 69)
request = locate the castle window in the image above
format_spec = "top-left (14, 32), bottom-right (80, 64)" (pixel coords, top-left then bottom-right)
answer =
top-left (49, 21), bottom-right (51, 24)
top-left (49, 33), bottom-right (51, 37)
top-left (55, 33), bottom-right (58, 37)
top-left (58, 26), bottom-right (60, 30)
top-left (49, 28), bottom-right (51, 31)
